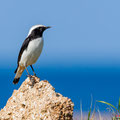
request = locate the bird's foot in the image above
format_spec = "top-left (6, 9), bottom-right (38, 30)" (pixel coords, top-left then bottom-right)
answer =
top-left (27, 74), bottom-right (35, 81)
top-left (33, 73), bottom-right (37, 77)
top-left (32, 71), bottom-right (37, 77)
top-left (27, 74), bottom-right (35, 86)
top-left (27, 74), bottom-right (32, 78)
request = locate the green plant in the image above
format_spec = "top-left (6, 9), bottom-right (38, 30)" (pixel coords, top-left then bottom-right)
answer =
top-left (97, 97), bottom-right (120, 120)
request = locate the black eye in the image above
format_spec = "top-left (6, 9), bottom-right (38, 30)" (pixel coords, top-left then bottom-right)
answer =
top-left (39, 27), bottom-right (42, 31)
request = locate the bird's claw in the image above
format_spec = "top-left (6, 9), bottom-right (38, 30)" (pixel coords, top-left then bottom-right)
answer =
top-left (34, 73), bottom-right (37, 77)
top-left (27, 74), bottom-right (35, 82)
top-left (27, 74), bottom-right (32, 78)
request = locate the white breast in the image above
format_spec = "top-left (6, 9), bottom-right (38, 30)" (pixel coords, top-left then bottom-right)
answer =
top-left (19, 38), bottom-right (44, 67)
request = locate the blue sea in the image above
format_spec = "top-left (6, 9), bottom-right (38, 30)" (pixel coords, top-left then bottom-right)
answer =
top-left (0, 65), bottom-right (120, 112)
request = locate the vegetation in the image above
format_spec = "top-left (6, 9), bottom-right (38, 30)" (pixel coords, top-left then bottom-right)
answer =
top-left (74, 98), bottom-right (120, 120)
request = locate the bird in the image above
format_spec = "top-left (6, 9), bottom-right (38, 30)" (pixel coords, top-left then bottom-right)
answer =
top-left (13, 25), bottom-right (51, 84)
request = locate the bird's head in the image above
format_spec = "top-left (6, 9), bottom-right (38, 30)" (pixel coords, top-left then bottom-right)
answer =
top-left (27, 25), bottom-right (51, 37)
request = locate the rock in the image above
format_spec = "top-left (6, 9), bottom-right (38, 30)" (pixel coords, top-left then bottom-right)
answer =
top-left (0, 76), bottom-right (74, 120)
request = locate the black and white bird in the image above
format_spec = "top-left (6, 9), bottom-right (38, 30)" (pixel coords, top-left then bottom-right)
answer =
top-left (13, 25), bottom-right (51, 84)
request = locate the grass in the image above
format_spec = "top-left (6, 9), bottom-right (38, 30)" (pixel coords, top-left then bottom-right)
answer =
top-left (74, 98), bottom-right (120, 120)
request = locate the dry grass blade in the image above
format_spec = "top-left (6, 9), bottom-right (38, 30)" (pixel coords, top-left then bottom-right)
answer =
top-left (88, 95), bottom-right (93, 120)
top-left (97, 109), bottom-right (102, 120)
top-left (90, 102), bottom-right (96, 120)
top-left (80, 101), bottom-right (83, 120)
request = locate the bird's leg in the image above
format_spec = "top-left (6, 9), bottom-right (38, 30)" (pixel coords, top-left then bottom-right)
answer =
top-left (30, 65), bottom-right (36, 76)
top-left (25, 66), bottom-right (35, 86)
top-left (25, 66), bottom-right (32, 78)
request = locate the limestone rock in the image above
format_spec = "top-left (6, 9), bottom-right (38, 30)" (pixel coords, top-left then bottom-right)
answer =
top-left (0, 76), bottom-right (74, 120)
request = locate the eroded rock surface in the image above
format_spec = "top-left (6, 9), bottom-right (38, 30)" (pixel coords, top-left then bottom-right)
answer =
top-left (0, 76), bottom-right (74, 120)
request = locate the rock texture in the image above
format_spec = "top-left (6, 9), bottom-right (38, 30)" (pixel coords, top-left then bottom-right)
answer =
top-left (0, 76), bottom-right (74, 120)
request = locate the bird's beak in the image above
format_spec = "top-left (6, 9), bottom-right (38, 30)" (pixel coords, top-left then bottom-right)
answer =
top-left (45, 26), bottom-right (51, 29)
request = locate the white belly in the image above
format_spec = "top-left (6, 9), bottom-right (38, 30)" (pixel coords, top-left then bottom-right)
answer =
top-left (19, 38), bottom-right (43, 67)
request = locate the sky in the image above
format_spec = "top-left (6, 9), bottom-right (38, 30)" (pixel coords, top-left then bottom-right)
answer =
top-left (0, 0), bottom-right (120, 112)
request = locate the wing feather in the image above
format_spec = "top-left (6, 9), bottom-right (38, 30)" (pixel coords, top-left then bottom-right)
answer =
top-left (17, 37), bottom-right (31, 65)
top-left (15, 37), bottom-right (31, 73)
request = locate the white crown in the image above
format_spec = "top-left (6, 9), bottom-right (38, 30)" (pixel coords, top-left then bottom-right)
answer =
top-left (27, 25), bottom-right (45, 36)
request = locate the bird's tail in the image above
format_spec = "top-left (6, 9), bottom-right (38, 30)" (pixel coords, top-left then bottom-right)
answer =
top-left (13, 65), bottom-right (25, 84)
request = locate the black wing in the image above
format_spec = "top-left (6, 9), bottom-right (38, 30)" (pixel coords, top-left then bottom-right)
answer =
top-left (17, 37), bottom-right (31, 64)
top-left (14, 37), bottom-right (31, 73)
